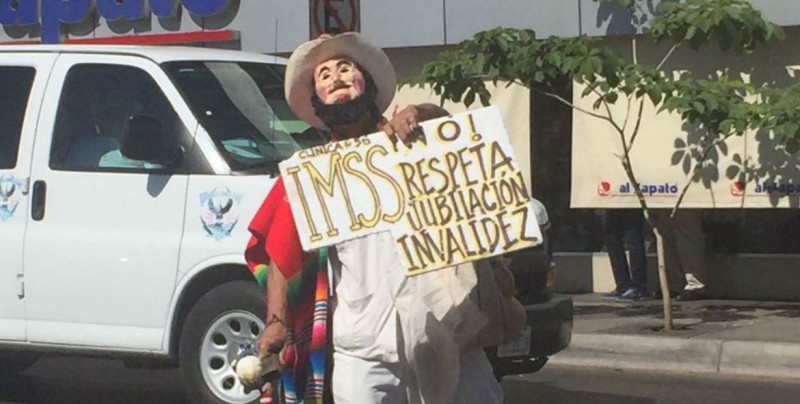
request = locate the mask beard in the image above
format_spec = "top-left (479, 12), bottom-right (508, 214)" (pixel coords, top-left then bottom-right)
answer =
top-left (312, 92), bottom-right (377, 129)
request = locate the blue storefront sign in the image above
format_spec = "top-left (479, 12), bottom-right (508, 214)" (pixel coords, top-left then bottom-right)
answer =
top-left (0, 0), bottom-right (231, 44)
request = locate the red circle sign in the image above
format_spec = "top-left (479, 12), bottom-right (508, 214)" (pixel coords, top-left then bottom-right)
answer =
top-left (311, 0), bottom-right (358, 37)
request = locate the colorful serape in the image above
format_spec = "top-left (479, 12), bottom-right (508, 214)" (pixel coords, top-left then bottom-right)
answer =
top-left (246, 178), bottom-right (329, 404)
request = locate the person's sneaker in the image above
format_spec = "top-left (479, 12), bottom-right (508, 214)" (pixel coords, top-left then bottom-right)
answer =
top-left (601, 289), bottom-right (624, 300)
top-left (615, 288), bottom-right (645, 301)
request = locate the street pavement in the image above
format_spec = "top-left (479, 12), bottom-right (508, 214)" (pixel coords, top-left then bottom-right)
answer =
top-left (550, 293), bottom-right (800, 379)
top-left (4, 294), bottom-right (800, 403)
top-left (504, 365), bottom-right (800, 404)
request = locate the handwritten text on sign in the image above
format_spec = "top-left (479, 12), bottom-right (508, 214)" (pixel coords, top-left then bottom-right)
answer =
top-left (279, 106), bottom-right (542, 276)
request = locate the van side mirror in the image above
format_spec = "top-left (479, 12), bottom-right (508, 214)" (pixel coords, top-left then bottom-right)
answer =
top-left (121, 115), bottom-right (181, 165)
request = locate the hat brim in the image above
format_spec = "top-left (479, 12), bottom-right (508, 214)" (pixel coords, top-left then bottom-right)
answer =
top-left (285, 32), bottom-right (397, 130)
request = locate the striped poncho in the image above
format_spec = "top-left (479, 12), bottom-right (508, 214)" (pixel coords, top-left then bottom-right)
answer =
top-left (245, 178), bottom-right (329, 404)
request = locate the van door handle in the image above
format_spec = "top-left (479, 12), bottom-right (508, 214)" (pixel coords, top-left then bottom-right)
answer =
top-left (31, 180), bottom-right (46, 221)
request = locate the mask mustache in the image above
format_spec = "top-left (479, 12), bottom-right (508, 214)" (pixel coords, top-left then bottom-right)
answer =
top-left (328, 81), bottom-right (350, 93)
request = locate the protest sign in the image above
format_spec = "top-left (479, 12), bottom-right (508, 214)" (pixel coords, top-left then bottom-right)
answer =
top-left (279, 106), bottom-right (542, 276)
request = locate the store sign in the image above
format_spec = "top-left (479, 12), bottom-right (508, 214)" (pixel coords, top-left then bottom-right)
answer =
top-left (0, 0), bottom-right (231, 44)
top-left (570, 81), bottom-right (800, 208)
top-left (279, 107), bottom-right (542, 276)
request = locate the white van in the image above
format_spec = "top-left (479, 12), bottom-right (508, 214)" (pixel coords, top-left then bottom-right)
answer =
top-left (0, 45), bottom-right (321, 404)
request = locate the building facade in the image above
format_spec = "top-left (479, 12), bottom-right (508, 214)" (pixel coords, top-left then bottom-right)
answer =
top-left (3, 0), bottom-right (800, 299)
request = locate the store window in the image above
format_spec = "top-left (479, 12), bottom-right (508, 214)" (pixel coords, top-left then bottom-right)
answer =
top-left (0, 67), bottom-right (36, 169)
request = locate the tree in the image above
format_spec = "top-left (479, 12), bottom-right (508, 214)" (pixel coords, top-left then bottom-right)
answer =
top-left (409, 0), bottom-right (798, 330)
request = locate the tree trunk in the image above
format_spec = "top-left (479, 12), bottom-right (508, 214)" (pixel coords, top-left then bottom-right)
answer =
top-left (653, 226), bottom-right (673, 331)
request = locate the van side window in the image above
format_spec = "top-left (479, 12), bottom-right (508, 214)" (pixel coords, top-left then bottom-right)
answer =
top-left (50, 64), bottom-right (189, 172)
top-left (0, 67), bottom-right (35, 170)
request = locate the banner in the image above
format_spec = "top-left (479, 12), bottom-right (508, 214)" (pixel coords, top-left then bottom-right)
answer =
top-left (279, 107), bottom-right (542, 276)
top-left (570, 83), bottom-right (800, 209)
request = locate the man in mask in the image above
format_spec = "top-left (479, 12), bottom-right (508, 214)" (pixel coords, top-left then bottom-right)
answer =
top-left (246, 33), bottom-right (504, 404)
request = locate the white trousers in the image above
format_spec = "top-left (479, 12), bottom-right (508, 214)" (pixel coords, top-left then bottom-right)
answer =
top-left (332, 347), bottom-right (503, 404)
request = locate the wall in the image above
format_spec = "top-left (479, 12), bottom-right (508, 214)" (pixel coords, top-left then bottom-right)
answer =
top-left (2, 1), bottom-right (797, 51)
top-left (554, 253), bottom-right (800, 302)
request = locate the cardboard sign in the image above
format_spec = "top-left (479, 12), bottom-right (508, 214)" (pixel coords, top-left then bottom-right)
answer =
top-left (279, 106), bottom-right (542, 276)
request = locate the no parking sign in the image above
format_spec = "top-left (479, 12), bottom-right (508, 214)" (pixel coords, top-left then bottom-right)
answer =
top-left (310, 0), bottom-right (360, 38)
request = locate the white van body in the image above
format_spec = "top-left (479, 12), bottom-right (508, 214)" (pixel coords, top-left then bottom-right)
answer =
top-left (0, 45), bottom-right (317, 404)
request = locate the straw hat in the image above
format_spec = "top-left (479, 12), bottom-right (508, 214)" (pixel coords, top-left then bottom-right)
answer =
top-left (284, 32), bottom-right (397, 130)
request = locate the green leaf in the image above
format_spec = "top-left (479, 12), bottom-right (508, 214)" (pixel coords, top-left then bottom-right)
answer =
top-left (787, 138), bottom-right (800, 155)
top-left (464, 90), bottom-right (476, 108)
top-left (647, 88), bottom-right (663, 106)
top-left (785, 122), bottom-right (800, 137)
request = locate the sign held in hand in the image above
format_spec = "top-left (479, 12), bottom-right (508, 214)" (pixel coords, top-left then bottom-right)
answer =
top-left (279, 106), bottom-right (542, 276)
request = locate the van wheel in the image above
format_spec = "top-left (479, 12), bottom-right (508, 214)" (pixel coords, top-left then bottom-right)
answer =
top-left (179, 280), bottom-right (266, 404)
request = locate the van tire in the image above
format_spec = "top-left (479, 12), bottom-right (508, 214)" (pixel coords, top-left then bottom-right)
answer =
top-left (179, 280), bottom-right (266, 404)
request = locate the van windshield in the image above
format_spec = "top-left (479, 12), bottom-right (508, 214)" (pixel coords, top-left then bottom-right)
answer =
top-left (162, 61), bottom-right (326, 172)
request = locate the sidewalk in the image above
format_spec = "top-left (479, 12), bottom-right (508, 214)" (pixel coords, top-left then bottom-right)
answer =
top-left (549, 293), bottom-right (800, 379)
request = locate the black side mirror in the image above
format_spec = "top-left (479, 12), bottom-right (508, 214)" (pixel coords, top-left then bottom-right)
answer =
top-left (121, 115), bottom-right (181, 165)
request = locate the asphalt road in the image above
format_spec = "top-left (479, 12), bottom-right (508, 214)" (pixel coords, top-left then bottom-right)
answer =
top-left (3, 358), bottom-right (800, 403)
top-left (504, 364), bottom-right (800, 404)
top-left (0, 357), bottom-right (188, 404)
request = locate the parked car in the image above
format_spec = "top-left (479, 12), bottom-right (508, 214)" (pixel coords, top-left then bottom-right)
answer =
top-left (487, 200), bottom-right (573, 379)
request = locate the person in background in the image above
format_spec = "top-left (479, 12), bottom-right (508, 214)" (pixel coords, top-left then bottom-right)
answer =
top-left (654, 209), bottom-right (708, 300)
top-left (64, 90), bottom-right (146, 169)
top-left (602, 209), bottom-right (648, 301)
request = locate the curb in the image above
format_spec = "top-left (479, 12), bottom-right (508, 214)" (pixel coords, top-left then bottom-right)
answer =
top-left (548, 333), bottom-right (800, 379)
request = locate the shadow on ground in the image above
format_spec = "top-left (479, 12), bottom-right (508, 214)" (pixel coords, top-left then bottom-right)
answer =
top-left (503, 378), bottom-right (653, 404)
top-left (573, 299), bottom-right (800, 324)
top-left (0, 360), bottom-right (190, 404)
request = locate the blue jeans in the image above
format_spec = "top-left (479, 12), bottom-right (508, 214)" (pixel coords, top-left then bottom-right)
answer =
top-left (604, 209), bottom-right (647, 292)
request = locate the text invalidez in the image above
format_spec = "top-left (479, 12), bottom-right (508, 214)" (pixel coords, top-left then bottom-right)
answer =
top-left (279, 106), bottom-right (542, 276)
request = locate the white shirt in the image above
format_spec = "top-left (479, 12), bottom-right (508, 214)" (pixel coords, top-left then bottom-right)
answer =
top-left (530, 197), bottom-right (550, 230)
top-left (329, 198), bottom-right (549, 363)
top-left (329, 231), bottom-right (493, 403)
top-left (329, 230), bottom-right (406, 363)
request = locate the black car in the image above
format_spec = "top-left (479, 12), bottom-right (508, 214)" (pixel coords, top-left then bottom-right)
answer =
top-left (486, 221), bottom-right (573, 379)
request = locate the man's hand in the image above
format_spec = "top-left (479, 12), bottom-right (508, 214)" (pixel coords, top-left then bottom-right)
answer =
top-left (257, 261), bottom-right (289, 359)
top-left (383, 103), bottom-right (449, 142)
top-left (384, 105), bottom-right (422, 142)
top-left (255, 318), bottom-right (288, 359)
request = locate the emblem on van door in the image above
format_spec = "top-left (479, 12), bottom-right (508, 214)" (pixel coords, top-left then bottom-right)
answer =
top-left (200, 187), bottom-right (242, 240)
top-left (0, 175), bottom-right (23, 221)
